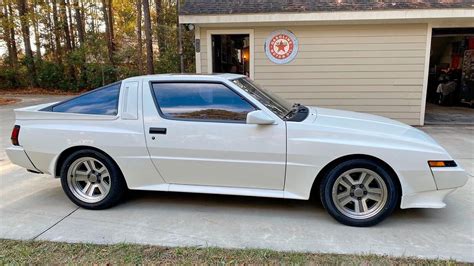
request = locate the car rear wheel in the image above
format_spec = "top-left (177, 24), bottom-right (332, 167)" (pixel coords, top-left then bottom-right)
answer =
top-left (60, 149), bottom-right (126, 209)
top-left (320, 159), bottom-right (399, 227)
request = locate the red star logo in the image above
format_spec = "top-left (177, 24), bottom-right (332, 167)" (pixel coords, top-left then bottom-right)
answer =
top-left (275, 40), bottom-right (287, 52)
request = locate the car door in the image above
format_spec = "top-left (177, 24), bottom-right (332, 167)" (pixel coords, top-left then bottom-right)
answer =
top-left (143, 80), bottom-right (286, 190)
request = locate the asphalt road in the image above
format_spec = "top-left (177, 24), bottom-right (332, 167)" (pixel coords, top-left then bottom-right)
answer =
top-left (1, 95), bottom-right (473, 262)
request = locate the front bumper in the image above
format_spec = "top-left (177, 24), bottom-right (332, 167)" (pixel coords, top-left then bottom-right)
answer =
top-left (431, 166), bottom-right (469, 190)
top-left (401, 165), bottom-right (469, 209)
top-left (5, 146), bottom-right (41, 172)
top-left (401, 188), bottom-right (457, 208)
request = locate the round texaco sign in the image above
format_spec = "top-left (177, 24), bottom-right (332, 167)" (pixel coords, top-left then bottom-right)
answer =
top-left (265, 30), bottom-right (299, 64)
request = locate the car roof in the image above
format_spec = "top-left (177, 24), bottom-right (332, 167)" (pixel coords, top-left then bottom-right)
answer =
top-left (123, 73), bottom-right (246, 82)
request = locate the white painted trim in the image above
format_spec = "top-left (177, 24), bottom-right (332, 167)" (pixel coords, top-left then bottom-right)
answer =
top-left (168, 184), bottom-right (305, 200)
top-left (420, 23), bottom-right (432, 126)
top-left (430, 20), bottom-right (474, 28)
top-left (206, 29), bottom-right (255, 79)
top-left (206, 31), bottom-right (211, 74)
top-left (195, 26), bottom-right (201, 74)
top-left (129, 183), bottom-right (306, 199)
top-left (180, 9), bottom-right (474, 25)
top-left (419, 21), bottom-right (473, 126)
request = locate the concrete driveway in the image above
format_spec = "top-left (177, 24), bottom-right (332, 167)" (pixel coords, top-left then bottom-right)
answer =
top-left (1, 96), bottom-right (473, 262)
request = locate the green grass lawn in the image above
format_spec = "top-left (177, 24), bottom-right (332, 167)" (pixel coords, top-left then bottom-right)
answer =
top-left (0, 239), bottom-right (466, 265)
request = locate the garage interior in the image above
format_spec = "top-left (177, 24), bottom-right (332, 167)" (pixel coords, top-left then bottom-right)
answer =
top-left (425, 28), bottom-right (474, 124)
top-left (211, 34), bottom-right (250, 77)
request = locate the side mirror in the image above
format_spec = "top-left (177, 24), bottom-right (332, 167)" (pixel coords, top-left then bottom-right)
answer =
top-left (246, 110), bottom-right (275, 125)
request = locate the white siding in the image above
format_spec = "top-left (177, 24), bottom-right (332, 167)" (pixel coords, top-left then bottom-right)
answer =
top-left (199, 24), bottom-right (428, 125)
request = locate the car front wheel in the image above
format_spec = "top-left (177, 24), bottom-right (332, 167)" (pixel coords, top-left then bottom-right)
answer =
top-left (320, 159), bottom-right (399, 227)
top-left (60, 149), bottom-right (126, 209)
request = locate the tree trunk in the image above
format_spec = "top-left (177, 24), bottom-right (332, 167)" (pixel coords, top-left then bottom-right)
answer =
top-left (142, 0), bottom-right (154, 74)
top-left (71, 0), bottom-right (86, 86)
top-left (107, 0), bottom-right (114, 50)
top-left (0, 6), bottom-right (12, 64)
top-left (80, 0), bottom-right (85, 31)
top-left (177, 0), bottom-right (183, 72)
top-left (7, 3), bottom-right (18, 67)
top-left (153, 0), bottom-right (164, 56)
top-left (59, 0), bottom-right (76, 85)
top-left (136, 0), bottom-right (143, 74)
top-left (1, 3), bottom-right (18, 67)
top-left (32, 0), bottom-right (42, 60)
top-left (101, 0), bottom-right (114, 65)
top-left (66, 0), bottom-right (76, 49)
top-left (17, 0), bottom-right (38, 86)
top-left (60, 0), bottom-right (72, 52)
top-left (52, 0), bottom-right (62, 63)
top-left (73, 0), bottom-right (84, 46)
top-left (45, 0), bottom-right (56, 58)
top-left (90, 0), bottom-right (96, 34)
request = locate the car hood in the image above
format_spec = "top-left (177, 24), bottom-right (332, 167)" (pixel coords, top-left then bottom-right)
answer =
top-left (309, 107), bottom-right (445, 152)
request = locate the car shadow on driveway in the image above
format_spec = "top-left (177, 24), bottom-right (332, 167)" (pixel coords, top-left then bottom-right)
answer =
top-left (123, 189), bottom-right (436, 226)
top-left (125, 190), bottom-right (325, 218)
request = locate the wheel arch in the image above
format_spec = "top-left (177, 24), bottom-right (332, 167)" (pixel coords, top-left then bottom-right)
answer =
top-left (54, 146), bottom-right (124, 181)
top-left (309, 154), bottom-right (402, 200)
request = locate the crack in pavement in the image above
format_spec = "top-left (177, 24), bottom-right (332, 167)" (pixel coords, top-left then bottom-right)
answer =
top-left (31, 207), bottom-right (80, 240)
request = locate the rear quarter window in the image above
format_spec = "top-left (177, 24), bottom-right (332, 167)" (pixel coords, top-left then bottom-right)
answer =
top-left (47, 82), bottom-right (121, 115)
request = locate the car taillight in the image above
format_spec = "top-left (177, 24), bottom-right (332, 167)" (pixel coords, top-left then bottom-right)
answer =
top-left (11, 125), bottom-right (20, 146)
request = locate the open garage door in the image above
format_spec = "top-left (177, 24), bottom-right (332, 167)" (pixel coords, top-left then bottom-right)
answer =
top-left (211, 34), bottom-right (250, 77)
top-left (425, 28), bottom-right (474, 125)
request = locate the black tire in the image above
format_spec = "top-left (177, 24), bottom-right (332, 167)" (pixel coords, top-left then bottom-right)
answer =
top-left (60, 149), bottom-right (127, 209)
top-left (319, 159), bottom-right (399, 227)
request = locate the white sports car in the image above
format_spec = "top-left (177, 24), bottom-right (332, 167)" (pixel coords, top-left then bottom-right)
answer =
top-left (6, 74), bottom-right (468, 226)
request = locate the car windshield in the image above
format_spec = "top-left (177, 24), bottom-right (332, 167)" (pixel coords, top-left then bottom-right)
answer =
top-left (232, 77), bottom-right (293, 119)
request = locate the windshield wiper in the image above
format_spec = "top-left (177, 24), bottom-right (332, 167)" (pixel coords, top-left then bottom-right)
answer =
top-left (283, 103), bottom-right (301, 120)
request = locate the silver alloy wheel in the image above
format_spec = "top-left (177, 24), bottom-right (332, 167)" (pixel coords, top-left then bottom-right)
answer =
top-left (331, 168), bottom-right (388, 220)
top-left (67, 157), bottom-right (111, 203)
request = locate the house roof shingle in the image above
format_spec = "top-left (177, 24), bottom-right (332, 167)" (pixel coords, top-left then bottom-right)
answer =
top-left (180, 0), bottom-right (474, 15)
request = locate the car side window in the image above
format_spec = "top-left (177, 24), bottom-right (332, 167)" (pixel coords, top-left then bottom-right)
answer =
top-left (50, 82), bottom-right (121, 115)
top-left (151, 82), bottom-right (257, 122)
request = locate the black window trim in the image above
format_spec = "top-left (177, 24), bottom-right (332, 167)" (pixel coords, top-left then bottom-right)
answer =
top-left (230, 77), bottom-right (297, 121)
top-left (149, 80), bottom-right (260, 124)
top-left (40, 81), bottom-right (122, 116)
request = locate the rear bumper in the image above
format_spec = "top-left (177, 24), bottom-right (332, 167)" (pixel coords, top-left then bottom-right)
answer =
top-left (5, 146), bottom-right (41, 173)
top-left (401, 165), bottom-right (469, 209)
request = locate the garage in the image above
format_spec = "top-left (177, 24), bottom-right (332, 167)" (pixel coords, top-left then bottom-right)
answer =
top-left (180, 1), bottom-right (474, 126)
top-left (425, 28), bottom-right (474, 125)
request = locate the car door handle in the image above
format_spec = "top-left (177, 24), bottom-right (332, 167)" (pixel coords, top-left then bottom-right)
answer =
top-left (149, 127), bottom-right (167, 134)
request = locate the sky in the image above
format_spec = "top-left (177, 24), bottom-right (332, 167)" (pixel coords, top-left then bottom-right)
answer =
top-left (0, 43), bottom-right (7, 57)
